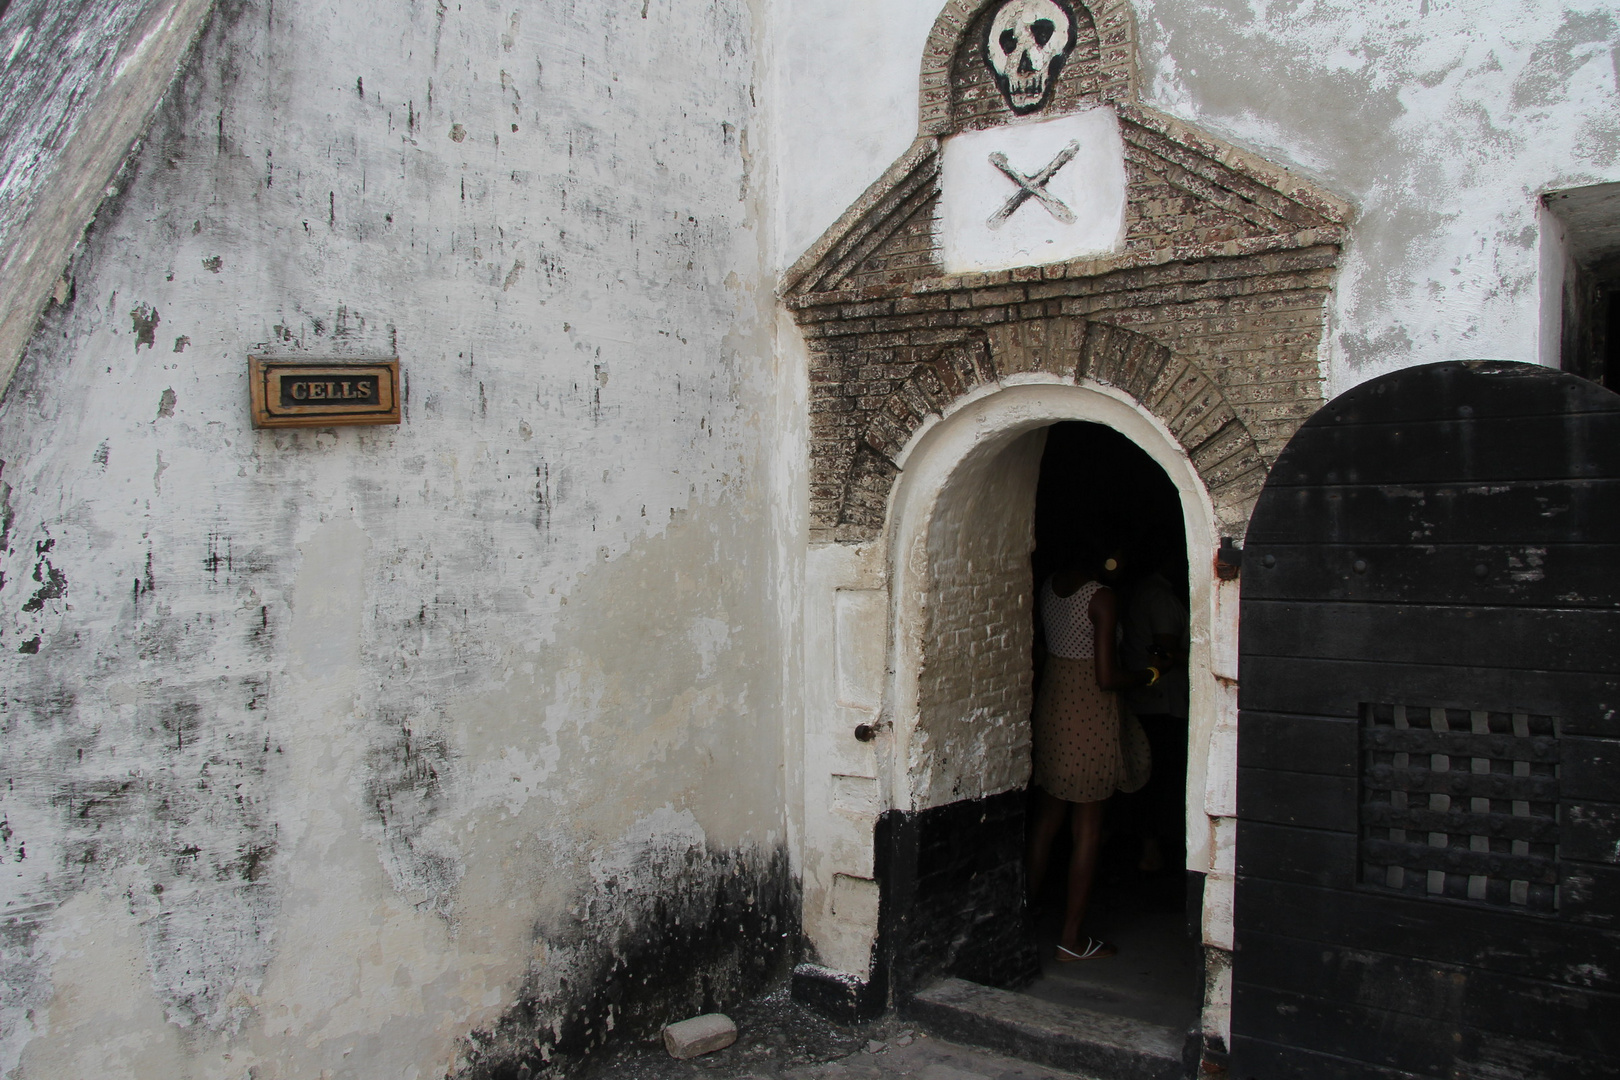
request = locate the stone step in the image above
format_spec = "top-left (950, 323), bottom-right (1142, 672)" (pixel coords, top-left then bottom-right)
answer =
top-left (901, 977), bottom-right (1193, 1080)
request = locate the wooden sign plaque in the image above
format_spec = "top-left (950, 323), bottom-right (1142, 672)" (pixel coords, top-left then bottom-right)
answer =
top-left (249, 357), bottom-right (400, 428)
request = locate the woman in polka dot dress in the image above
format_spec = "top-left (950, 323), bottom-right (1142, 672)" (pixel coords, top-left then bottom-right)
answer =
top-left (1027, 551), bottom-right (1161, 962)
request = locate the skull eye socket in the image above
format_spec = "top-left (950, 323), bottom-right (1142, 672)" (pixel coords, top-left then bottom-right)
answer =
top-left (999, 28), bottom-right (1018, 53)
top-left (1032, 19), bottom-right (1055, 47)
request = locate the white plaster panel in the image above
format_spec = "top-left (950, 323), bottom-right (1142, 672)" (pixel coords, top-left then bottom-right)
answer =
top-left (940, 108), bottom-right (1128, 274)
top-left (1204, 721), bottom-right (1239, 820)
top-left (830, 873), bottom-right (881, 919)
top-left (1211, 578), bottom-right (1241, 682)
top-left (1202, 946), bottom-right (1234, 1044)
top-left (1202, 871), bottom-right (1235, 951)
top-left (830, 774), bottom-right (882, 817)
top-left (834, 588), bottom-right (887, 710)
top-left (815, 874), bottom-right (881, 976)
top-left (1211, 815), bottom-right (1237, 876)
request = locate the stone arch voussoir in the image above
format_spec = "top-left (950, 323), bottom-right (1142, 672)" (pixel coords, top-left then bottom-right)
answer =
top-left (839, 318), bottom-right (1265, 539)
top-left (858, 338), bottom-right (996, 465)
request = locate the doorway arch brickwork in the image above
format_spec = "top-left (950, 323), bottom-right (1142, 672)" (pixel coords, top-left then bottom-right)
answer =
top-left (839, 317), bottom-right (1269, 543)
top-left (787, 207), bottom-right (1349, 545)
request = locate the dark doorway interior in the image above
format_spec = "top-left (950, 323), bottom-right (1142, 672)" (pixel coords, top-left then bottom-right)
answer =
top-left (1025, 421), bottom-right (1201, 1032)
top-left (1546, 182), bottom-right (1620, 393)
top-left (1031, 421), bottom-right (1187, 590)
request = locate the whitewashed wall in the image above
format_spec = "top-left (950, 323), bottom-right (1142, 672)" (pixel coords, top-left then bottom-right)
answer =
top-left (775, 0), bottom-right (1620, 394)
top-left (0, 1), bottom-right (792, 1077)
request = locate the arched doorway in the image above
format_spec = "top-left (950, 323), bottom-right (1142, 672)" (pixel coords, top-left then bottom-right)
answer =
top-left (786, 0), bottom-right (1351, 1062)
top-left (875, 381), bottom-right (1219, 1005)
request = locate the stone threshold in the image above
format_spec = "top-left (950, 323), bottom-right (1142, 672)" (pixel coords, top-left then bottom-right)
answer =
top-left (901, 977), bottom-right (1195, 1080)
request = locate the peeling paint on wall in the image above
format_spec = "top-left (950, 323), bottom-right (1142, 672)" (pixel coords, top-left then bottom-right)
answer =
top-left (1133, 0), bottom-right (1620, 392)
top-left (0, 0), bottom-right (790, 1074)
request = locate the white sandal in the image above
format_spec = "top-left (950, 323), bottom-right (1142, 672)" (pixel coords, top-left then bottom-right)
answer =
top-left (1056, 937), bottom-right (1117, 961)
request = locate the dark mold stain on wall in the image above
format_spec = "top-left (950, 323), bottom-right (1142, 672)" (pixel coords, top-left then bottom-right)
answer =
top-left (129, 303), bottom-right (160, 350)
top-left (455, 844), bottom-right (796, 1079)
top-left (0, 124), bottom-right (291, 1025)
top-left (364, 712), bottom-right (461, 911)
top-left (16, 534), bottom-right (63, 615)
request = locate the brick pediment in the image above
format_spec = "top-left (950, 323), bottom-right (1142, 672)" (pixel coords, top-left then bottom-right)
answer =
top-left (782, 104), bottom-right (1349, 301)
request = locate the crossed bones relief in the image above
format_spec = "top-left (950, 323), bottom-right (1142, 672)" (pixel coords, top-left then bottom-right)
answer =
top-left (986, 139), bottom-right (1081, 229)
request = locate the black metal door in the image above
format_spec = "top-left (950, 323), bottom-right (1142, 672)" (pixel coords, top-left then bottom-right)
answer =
top-left (1234, 361), bottom-right (1620, 1079)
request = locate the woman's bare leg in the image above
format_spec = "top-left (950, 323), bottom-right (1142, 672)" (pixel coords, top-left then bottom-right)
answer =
top-left (1059, 799), bottom-right (1107, 950)
top-left (1026, 788), bottom-right (1069, 901)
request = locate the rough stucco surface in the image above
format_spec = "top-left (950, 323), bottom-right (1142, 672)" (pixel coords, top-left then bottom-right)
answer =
top-left (0, 0), bottom-right (218, 395)
top-left (0, 1), bottom-right (792, 1076)
top-left (777, 0), bottom-right (1620, 394)
top-left (1135, 0), bottom-right (1620, 394)
top-left (0, 0), bottom-right (156, 223)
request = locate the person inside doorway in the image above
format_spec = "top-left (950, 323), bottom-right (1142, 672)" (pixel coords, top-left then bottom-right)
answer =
top-left (1121, 546), bottom-right (1190, 875)
top-left (1026, 546), bottom-right (1162, 962)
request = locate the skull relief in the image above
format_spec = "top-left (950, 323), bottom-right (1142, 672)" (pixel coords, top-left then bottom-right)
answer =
top-left (984, 0), bottom-right (1078, 115)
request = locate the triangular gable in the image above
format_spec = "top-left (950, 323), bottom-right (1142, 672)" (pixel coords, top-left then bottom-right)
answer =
top-left (783, 102), bottom-right (1350, 302)
top-left (782, 139), bottom-right (940, 296)
top-left (785, 1), bottom-right (1352, 546)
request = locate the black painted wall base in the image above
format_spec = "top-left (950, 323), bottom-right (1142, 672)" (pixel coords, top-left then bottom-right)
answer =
top-left (796, 789), bottom-right (1042, 1024)
top-left (790, 962), bottom-right (888, 1023)
top-left (455, 844), bottom-right (795, 1078)
top-left (1186, 869), bottom-right (1205, 942)
top-left (880, 789), bottom-right (1042, 997)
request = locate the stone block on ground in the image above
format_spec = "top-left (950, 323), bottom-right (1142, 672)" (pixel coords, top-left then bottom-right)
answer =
top-left (663, 1012), bottom-right (738, 1059)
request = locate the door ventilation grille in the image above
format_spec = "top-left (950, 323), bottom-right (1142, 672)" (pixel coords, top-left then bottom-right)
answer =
top-left (1359, 703), bottom-right (1560, 913)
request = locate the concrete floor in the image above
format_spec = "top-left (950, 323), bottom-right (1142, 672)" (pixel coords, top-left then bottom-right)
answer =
top-left (1023, 871), bottom-right (1202, 1034)
top-left (569, 990), bottom-right (1105, 1080)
